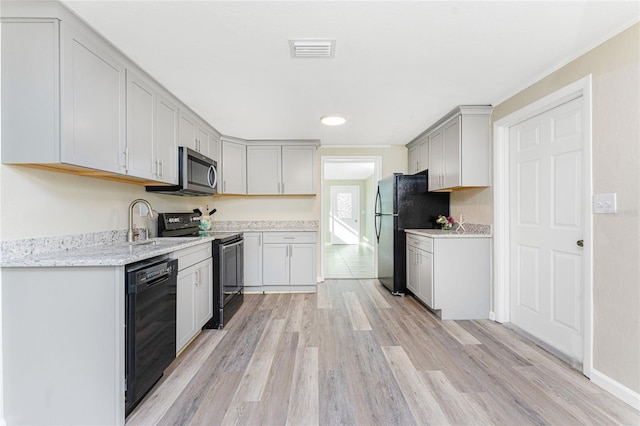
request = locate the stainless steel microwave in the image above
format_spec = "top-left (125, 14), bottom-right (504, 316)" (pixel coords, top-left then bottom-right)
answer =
top-left (146, 147), bottom-right (218, 196)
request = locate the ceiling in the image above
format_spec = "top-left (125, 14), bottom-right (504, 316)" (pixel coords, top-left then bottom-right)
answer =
top-left (61, 1), bottom-right (639, 147)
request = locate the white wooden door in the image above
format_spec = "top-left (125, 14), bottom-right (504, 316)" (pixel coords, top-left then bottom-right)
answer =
top-left (330, 186), bottom-right (360, 245)
top-left (509, 97), bottom-right (584, 363)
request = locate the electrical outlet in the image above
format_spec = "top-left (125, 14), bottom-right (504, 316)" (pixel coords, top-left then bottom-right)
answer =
top-left (593, 193), bottom-right (617, 214)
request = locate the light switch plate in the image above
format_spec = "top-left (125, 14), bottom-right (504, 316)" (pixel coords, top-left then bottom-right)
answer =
top-left (593, 193), bottom-right (617, 214)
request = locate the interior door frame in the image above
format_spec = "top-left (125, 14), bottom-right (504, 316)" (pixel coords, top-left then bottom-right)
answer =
top-left (330, 185), bottom-right (361, 245)
top-left (320, 156), bottom-right (382, 282)
top-left (492, 75), bottom-right (593, 377)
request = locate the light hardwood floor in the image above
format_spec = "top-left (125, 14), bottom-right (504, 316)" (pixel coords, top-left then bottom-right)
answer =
top-left (127, 279), bottom-right (639, 425)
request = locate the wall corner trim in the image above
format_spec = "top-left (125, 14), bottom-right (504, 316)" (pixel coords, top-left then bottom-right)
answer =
top-left (590, 368), bottom-right (640, 411)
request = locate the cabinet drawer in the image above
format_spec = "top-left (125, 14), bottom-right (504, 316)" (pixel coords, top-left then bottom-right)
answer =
top-left (262, 232), bottom-right (316, 244)
top-left (171, 243), bottom-right (212, 270)
top-left (406, 234), bottom-right (433, 252)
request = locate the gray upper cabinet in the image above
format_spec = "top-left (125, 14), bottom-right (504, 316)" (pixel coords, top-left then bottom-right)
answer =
top-left (426, 106), bottom-right (493, 191)
top-left (220, 139), bottom-right (247, 194)
top-left (1, 17), bottom-right (126, 175)
top-left (281, 145), bottom-right (316, 194)
top-left (124, 69), bottom-right (179, 184)
top-left (406, 134), bottom-right (428, 174)
top-left (246, 144), bottom-right (316, 195)
top-left (154, 93), bottom-right (179, 184)
top-left (179, 110), bottom-right (218, 160)
top-left (247, 145), bottom-right (281, 194)
top-left (62, 23), bottom-right (126, 174)
top-left (126, 70), bottom-right (156, 180)
top-left (1, 2), bottom-right (218, 186)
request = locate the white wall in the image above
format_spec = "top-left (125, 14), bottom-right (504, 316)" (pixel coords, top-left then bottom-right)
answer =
top-left (0, 165), bottom-right (211, 240)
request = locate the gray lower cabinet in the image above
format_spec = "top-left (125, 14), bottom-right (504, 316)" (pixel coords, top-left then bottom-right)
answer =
top-left (243, 232), bottom-right (263, 287)
top-left (2, 266), bottom-right (127, 425)
top-left (244, 231), bottom-right (317, 291)
top-left (406, 232), bottom-right (490, 320)
top-left (172, 244), bottom-right (213, 354)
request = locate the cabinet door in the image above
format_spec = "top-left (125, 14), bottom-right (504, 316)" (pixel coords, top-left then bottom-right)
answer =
top-left (406, 245), bottom-right (418, 294)
top-left (221, 141), bottom-right (247, 194)
top-left (290, 243), bottom-right (316, 285)
top-left (176, 265), bottom-right (197, 353)
top-left (419, 250), bottom-right (434, 308)
top-left (178, 110), bottom-right (197, 151)
top-left (155, 93), bottom-right (179, 184)
top-left (443, 116), bottom-right (461, 188)
top-left (428, 129), bottom-right (444, 190)
top-left (62, 24), bottom-right (125, 173)
top-left (418, 140), bottom-right (429, 172)
top-left (408, 146), bottom-right (419, 174)
top-left (243, 233), bottom-right (263, 287)
top-left (262, 244), bottom-right (289, 285)
top-left (126, 70), bottom-right (155, 180)
top-left (208, 130), bottom-right (220, 162)
top-left (195, 259), bottom-right (213, 328)
top-left (196, 125), bottom-right (210, 157)
top-left (247, 146), bottom-right (281, 194)
top-left (281, 146), bottom-right (316, 194)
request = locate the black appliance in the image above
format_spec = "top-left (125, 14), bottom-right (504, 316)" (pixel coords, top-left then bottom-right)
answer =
top-left (157, 212), bottom-right (244, 330)
top-left (203, 233), bottom-right (244, 329)
top-left (374, 173), bottom-right (449, 295)
top-left (146, 147), bottom-right (218, 196)
top-left (125, 256), bottom-right (178, 416)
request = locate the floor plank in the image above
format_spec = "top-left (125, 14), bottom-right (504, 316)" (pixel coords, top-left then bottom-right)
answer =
top-left (127, 279), bottom-right (640, 426)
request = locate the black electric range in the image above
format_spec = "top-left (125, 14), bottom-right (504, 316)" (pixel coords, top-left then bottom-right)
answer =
top-left (158, 212), bottom-right (244, 329)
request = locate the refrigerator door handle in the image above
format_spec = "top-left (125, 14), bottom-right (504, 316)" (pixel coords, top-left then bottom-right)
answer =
top-left (374, 186), bottom-right (382, 243)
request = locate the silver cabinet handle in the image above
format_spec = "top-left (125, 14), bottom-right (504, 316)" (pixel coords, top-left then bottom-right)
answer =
top-left (258, 234), bottom-right (262, 246)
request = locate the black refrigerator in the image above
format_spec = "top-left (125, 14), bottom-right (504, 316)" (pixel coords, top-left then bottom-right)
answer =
top-left (375, 173), bottom-right (450, 295)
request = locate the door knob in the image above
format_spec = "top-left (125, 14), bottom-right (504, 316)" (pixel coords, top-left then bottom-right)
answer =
top-left (577, 240), bottom-right (584, 247)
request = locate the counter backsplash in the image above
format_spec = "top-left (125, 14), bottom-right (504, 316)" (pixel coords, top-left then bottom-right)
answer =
top-left (210, 220), bottom-right (319, 232)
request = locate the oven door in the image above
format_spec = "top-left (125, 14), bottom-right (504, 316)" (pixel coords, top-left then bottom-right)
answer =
top-left (221, 239), bottom-right (244, 306)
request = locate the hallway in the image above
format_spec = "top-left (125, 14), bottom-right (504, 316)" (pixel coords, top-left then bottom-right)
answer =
top-left (324, 244), bottom-right (375, 279)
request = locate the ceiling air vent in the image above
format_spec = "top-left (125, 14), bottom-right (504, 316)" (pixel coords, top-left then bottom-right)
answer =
top-left (289, 39), bottom-right (336, 58)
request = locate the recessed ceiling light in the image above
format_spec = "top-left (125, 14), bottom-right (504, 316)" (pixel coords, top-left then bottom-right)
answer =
top-left (320, 115), bottom-right (346, 126)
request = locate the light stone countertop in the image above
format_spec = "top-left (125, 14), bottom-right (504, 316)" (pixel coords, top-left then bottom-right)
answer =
top-left (0, 220), bottom-right (318, 268)
top-left (405, 224), bottom-right (492, 239)
top-left (1, 235), bottom-right (215, 268)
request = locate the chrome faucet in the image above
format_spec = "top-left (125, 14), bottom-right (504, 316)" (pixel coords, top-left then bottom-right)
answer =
top-left (127, 199), bottom-right (156, 242)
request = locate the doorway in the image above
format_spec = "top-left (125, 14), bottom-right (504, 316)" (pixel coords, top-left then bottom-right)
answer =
top-left (330, 185), bottom-right (360, 245)
top-left (493, 76), bottom-right (593, 376)
top-left (321, 156), bottom-right (382, 279)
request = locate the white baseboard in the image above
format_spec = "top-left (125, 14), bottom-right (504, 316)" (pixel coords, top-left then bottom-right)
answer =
top-left (489, 311), bottom-right (496, 321)
top-left (590, 368), bottom-right (640, 410)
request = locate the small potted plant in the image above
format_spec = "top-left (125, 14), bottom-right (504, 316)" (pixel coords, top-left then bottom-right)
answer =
top-left (436, 215), bottom-right (455, 230)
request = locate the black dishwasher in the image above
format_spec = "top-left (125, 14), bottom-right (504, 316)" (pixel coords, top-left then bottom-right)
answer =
top-left (125, 257), bottom-right (178, 416)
